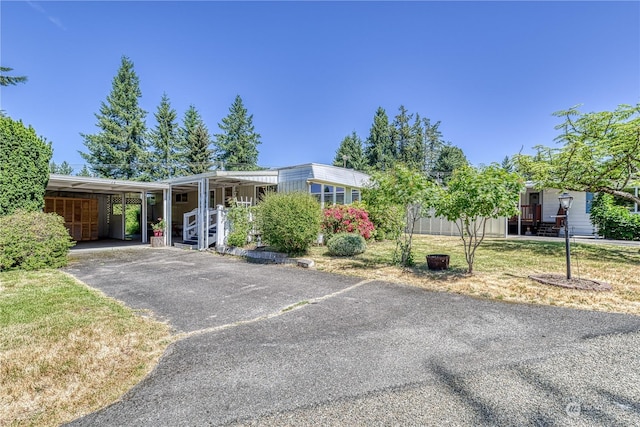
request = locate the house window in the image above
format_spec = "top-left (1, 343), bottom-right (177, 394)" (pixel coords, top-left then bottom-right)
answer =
top-left (175, 193), bottom-right (188, 203)
top-left (352, 189), bottom-right (361, 203)
top-left (310, 183), bottom-right (322, 203)
top-left (335, 187), bottom-right (345, 205)
top-left (585, 192), bottom-right (594, 213)
top-left (323, 185), bottom-right (334, 205)
top-left (210, 190), bottom-right (216, 207)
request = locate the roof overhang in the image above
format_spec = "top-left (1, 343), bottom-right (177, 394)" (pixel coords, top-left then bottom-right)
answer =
top-left (168, 170), bottom-right (279, 191)
top-left (47, 174), bottom-right (170, 194)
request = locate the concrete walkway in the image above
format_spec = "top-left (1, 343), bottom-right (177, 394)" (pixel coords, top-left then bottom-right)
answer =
top-left (64, 248), bottom-right (640, 426)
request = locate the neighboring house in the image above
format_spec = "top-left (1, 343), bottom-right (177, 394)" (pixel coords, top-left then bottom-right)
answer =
top-left (510, 183), bottom-right (640, 237)
top-left (44, 163), bottom-right (371, 250)
top-left (510, 185), bottom-right (595, 237)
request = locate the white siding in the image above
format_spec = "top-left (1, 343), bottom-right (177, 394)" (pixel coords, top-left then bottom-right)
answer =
top-left (542, 189), bottom-right (596, 236)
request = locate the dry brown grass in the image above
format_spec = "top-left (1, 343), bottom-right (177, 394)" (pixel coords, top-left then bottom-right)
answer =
top-left (308, 235), bottom-right (640, 315)
top-left (0, 270), bottom-right (172, 427)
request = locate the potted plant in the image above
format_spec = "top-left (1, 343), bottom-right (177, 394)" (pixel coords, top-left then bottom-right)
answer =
top-left (151, 218), bottom-right (165, 237)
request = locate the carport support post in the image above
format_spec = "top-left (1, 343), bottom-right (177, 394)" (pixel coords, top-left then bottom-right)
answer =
top-left (216, 205), bottom-right (225, 247)
top-left (141, 191), bottom-right (147, 243)
top-left (164, 188), bottom-right (170, 247)
top-left (121, 192), bottom-right (126, 240)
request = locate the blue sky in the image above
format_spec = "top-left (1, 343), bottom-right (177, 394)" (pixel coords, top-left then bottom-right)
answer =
top-left (2, 1), bottom-right (639, 171)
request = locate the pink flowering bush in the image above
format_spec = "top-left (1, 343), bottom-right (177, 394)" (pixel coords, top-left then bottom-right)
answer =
top-left (321, 204), bottom-right (375, 241)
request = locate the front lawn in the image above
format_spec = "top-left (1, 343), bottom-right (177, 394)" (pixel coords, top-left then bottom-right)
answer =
top-left (308, 235), bottom-right (640, 315)
top-left (0, 270), bottom-right (171, 427)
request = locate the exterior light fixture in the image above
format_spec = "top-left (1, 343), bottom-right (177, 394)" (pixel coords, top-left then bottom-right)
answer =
top-left (558, 192), bottom-right (574, 279)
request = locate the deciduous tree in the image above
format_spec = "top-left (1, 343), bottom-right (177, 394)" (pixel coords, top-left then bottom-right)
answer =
top-left (516, 104), bottom-right (640, 205)
top-left (363, 164), bottom-right (435, 266)
top-left (434, 165), bottom-right (523, 274)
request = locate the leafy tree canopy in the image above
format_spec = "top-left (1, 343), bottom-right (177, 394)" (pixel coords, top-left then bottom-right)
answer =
top-left (434, 165), bottom-right (523, 273)
top-left (516, 104), bottom-right (640, 205)
top-left (363, 164), bottom-right (436, 266)
top-left (0, 116), bottom-right (52, 216)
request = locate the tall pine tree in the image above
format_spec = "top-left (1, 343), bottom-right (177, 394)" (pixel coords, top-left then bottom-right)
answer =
top-left (214, 95), bottom-right (261, 171)
top-left (392, 105), bottom-right (413, 166)
top-left (80, 56), bottom-right (147, 179)
top-left (423, 118), bottom-right (445, 176)
top-left (365, 107), bottom-right (395, 171)
top-left (180, 105), bottom-right (214, 175)
top-left (402, 113), bottom-right (427, 172)
top-left (148, 93), bottom-right (180, 180)
top-left (333, 131), bottom-right (366, 170)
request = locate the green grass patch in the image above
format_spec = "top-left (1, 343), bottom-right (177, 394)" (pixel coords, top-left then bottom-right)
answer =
top-left (0, 269), bottom-right (171, 426)
top-left (308, 235), bottom-right (640, 315)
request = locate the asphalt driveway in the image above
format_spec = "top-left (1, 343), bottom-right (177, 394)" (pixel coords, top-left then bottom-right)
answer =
top-left (64, 248), bottom-right (640, 426)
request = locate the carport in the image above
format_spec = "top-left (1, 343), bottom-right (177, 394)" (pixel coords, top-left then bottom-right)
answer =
top-left (46, 174), bottom-right (170, 245)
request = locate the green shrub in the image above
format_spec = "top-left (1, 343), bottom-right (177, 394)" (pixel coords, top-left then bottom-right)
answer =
top-left (125, 205), bottom-right (140, 235)
top-left (327, 233), bottom-right (366, 257)
top-left (321, 204), bottom-right (375, 241)
top-left (257, 192), bottom-right (321, 256)
top-left (590, 193), bottom-right (640, 240)
top-left (0, 210), bottom-right (75, 271)
top-left (226, 204), bottom-right (255, 247)
top-left (0, 116), bottom-right (52, 216)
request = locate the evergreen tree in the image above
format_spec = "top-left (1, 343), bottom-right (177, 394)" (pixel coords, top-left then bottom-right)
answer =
top-left (179, 105), bottom-right (214, 175)
top-left (50, 160), bottom-right (73, 175)
top-left (80, 56), bottom-right (147, 179)
top-left (433, 145), bottom-right (468, 185)
top-left (186, 121), bottom-right (214, 175)
top-left (77, 165), bottom-right (92, 177)
top-left (392, 105), bottom-right (414, 165)
top-left (365, 107), bottom-right (395, 171)
top-left (501, 155), bottom-right (514, 172)
top-left (402, 113), bottom-right (427, 172)
top-left (423, 118), bottom-right (445, 176)
top-left (148, 93), bottom-right (180, 180)
top-left (333, 131), bottom-right (366, 170)
top-left (214, 95), bottom-right (262, 171)
top-left (0, 66), bottom-right (27, 86)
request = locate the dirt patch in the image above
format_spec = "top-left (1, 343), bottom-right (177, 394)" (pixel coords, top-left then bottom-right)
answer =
top-left (529, 274), bottom-right (612, 291)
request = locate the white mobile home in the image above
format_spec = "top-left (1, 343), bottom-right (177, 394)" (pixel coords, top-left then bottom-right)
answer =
top-left (45, 163), bottom-right (371, 250)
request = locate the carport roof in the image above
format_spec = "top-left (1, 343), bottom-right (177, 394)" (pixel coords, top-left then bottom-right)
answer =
top-left (167, 170), bottom-right (279, 187)
top-left (47, 174), bottom-right (170, 194)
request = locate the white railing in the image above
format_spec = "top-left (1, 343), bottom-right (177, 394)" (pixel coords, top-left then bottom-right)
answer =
top-left (183, 208), bottom-right (218, 243)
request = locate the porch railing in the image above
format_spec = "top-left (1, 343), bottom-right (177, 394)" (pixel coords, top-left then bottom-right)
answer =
top-left (510, 204), bottom-right (542, 224)
top-left (183, 208), bottom-right (217, 242)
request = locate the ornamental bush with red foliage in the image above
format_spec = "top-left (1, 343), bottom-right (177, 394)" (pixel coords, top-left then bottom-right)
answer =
top-left (321, 204), bottom-right (375, 241)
